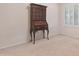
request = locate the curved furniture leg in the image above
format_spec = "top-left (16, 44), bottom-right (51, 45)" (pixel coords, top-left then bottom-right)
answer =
top-left (33, 31), bottom-right (35, 44)
top-left (47, 28), bottom-right (49, 40)
top-left (30, 30), bottom-right (32, 42)
top-left (43, 30), bottom-right (45, 39)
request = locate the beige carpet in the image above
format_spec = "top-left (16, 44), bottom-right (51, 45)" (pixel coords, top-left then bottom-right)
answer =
top-left (0, 35), bottom-right (79, 56)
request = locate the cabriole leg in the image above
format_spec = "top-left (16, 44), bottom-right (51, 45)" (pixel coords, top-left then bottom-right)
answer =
top-left (47, 29), bottom-right (49, 40)
top-left (33, 31), bottom-right (35, 44)
top-left (30, 31), bottom-right (32, 42)
top-left (43, 30), bottom-right (45, 39)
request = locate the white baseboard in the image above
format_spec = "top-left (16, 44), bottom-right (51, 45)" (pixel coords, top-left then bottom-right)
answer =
top-left (0, 33), bottom-right (60, 50)
top-left (0, 40), bottom-right (26, 50)
top-left (49, 33), bottom-right (60, 38)
top-left (60, 34), bottom-right (79, 40)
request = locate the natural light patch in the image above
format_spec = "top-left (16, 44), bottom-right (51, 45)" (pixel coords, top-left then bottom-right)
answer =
top-left (64, 4), bottom-right (79, 25)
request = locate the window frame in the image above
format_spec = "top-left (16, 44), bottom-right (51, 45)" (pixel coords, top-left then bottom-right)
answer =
top-left (64, 3), bottom-right (79, 27)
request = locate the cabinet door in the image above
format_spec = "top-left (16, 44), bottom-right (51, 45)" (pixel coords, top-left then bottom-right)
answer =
top-left (42, 7), bottom-right (46, 20)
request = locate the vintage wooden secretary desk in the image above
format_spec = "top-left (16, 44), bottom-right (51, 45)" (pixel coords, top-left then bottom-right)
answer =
top-left (30, 3), bottom-right (49, 44)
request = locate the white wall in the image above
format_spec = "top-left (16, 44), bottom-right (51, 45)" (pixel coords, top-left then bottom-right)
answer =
top-left (60, 4), bottom-right (79, 39)
top-left (0, 3), bottom-right (29, 49)
top-left (40, 3), bottom-right (60, 37)
top-left (0, 3), bottom-right (59, 49)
